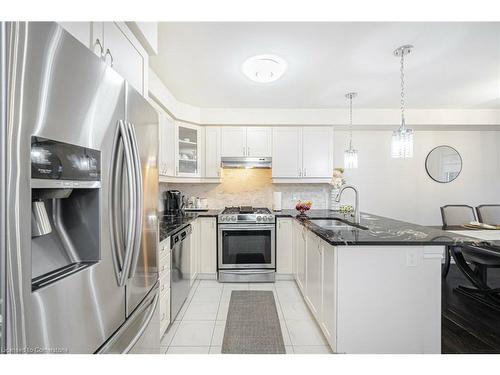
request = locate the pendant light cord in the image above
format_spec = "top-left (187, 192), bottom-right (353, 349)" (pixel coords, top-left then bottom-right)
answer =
top-left (400, 52), bottom-right (406, 129)
top-left (348, 94), bottom-right (353, 149)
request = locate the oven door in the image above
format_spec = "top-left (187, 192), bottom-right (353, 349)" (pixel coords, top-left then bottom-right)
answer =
top-left (218, 224), bottom-right (275, 269)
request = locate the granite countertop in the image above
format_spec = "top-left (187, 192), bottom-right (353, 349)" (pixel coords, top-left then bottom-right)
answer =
top-left (159, 209), bottom-right (221, 243)
top-left (275, 209), bottom-right (499, 248)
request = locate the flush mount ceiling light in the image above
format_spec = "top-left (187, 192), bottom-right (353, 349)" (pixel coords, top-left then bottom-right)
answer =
top-left (241, 54), bottom-right (287, 83)
top-left (391, 45), bottom-right (415, 158)
top-left (344, 92), bottom-right (359, 169)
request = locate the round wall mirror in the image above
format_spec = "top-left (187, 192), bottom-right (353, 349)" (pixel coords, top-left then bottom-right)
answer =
top-left (425, 146), bottom-right (462, 183)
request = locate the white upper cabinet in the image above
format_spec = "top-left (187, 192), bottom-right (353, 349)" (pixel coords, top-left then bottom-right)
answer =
top-left (150, 100), bottom-right (175, 177)
top-left (176, 122), bottom-right (202, 177)
top-left (302, 127), bottom-right (333, 178)
top-left (273, 126), bottom-right (333, 181)
top-left (246, 127), bottom-right (272, 157)
top-left (59, 22), bottom-right (148, 97)
top-left (221, 127), bottom-right (247, 157)
top-left (205, 127), bottom-right (221, 178)
top-left (103, 22), bottom-right (145, 95)
top-left (272, 127), bottom-right (302, 178)
top-left (221, 127), bottom-right (272, 157)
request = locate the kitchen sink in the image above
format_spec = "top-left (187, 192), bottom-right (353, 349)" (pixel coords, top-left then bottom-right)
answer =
top-left (308, 218), bottom-right (366, 231)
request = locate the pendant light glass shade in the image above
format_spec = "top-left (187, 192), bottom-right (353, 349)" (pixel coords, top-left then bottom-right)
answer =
top-left (391, 45), bottom-right (414, 159)
top-left (344, 145), bottom-right (359, 168)
top-left (344, 92), bottom-right (358, 169)
top-left (391, 126), bottom-right (414, 158)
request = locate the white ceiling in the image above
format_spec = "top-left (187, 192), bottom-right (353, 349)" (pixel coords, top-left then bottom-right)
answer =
top-left (150, 22), bottom-right (500, 109)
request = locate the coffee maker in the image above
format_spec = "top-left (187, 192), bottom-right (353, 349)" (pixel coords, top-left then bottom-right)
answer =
top-left (164, 190), bottom-right (185, 214)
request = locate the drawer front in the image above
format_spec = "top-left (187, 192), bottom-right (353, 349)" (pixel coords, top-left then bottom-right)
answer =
top-left (159, 250), bottom-right (171, 275)
top-left (160, 288), bottom-right (170, 335)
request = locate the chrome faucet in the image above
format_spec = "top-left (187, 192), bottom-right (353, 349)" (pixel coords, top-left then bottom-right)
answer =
top-left (335, 184), bottom-right (360, 224)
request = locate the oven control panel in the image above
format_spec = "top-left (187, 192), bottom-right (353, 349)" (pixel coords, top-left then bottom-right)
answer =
top-left (218, 214), bottom-right (275, 223)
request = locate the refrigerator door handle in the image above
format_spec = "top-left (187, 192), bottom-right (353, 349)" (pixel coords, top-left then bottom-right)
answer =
top-left (122, 290), bottom-right (159, 353)
top-left (110, 120), bottom-right (137, 286)
top-left (127, 122), bottom-right (143, 279)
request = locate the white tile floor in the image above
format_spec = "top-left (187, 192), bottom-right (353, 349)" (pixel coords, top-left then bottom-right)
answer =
top-left (161, 279), bottom-right (332, 354)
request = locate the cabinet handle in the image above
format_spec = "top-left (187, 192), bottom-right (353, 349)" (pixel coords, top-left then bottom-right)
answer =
top-left (94, 38), bottom-right (104, 57)
top-left (242, 146), bottom-right (245, 156)
top-left (247, 147), bottom-right (250, 156)
top-left (176, 166), bottom-right (178, 175)
top-left (304, 168), bottom-right (307, 177)
top-left (104, 48), bottom-right (114, 67)
top-left (298, 169), bottom-right (302, 177)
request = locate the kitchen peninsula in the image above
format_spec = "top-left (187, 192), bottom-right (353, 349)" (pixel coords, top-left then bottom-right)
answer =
top-left (275, 209), bottom-right (482, 354)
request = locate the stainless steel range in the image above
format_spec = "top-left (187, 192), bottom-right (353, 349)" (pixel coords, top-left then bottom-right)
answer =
top-left (218, 206), bottom-right (276, 283)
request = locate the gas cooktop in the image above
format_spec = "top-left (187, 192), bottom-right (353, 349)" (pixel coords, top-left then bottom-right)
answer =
top-left (219, 206), bottom-right (275, 223)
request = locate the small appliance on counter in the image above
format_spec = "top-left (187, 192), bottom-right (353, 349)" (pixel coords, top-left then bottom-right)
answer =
top-left (184, 196), bottom-right (209, 211)
top-left (164, 190), bottom-right (184, 213)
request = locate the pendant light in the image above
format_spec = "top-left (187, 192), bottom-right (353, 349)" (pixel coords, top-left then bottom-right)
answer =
top-left (344, 92), bottom-right (358, 169)
top-left (391, 45), bottom-right (414, 158)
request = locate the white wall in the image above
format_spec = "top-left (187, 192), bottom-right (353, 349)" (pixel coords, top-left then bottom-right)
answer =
top-left (334, 130), bottom-right (500, 225)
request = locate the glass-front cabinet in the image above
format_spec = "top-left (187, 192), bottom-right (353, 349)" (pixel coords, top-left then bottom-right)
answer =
top-left (175, 121), bottom-right (202, 177)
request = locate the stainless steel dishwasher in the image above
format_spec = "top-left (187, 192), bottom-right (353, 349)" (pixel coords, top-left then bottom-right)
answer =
top-left (170, 225), bottom-right (192, 322)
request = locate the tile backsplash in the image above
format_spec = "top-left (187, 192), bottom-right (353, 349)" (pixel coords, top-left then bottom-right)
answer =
top-left (159, 169), bottom-right (332, 211)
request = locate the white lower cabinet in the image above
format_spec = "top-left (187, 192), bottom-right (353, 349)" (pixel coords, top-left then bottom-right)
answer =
top-left (321, 242), bottom-right (337, 351)
top-left (158, 238), bottom-right (171, 337)
top-left (294, 222), bottom-right (307, 292)
top-left (276, 218), bottom-right (293, 275)
top-left (199, 218), bottom-right (217, 275)
top-left (305, 231), bottom-right (322, 320)
top-left (292, 224), bottom-right (442, 353)
top-left (190, 219), bottom-right (201, 285)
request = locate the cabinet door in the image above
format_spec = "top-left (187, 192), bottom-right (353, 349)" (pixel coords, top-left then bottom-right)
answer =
top-left (190, 219), bottom-right (200, 285)
top-left (277, 218), bottom-right (293, 274)
top-left (302, 127), bottom-right (333, 178)
top-left (221, 127), bottom-right (246, 157)
top-left (103, 22), bottom-right (145, 95)
top-left (246, 127), bottom-right (272, 157)
top-left (306, 231), bottom-right (322, 319)
top-left (296, 225), bottom-right (307, 292)
top-left (205, 127), bottom-right (221, 178)
top-left (176, 122), bottom-right (201, 177)
top-left (272, 127), bottom-right (302, 178)
top-left (163, 114), bottom-right (176, 177)
top-left (199, 218), bottom-right (217, 274)
top-left (150, 100), bottom-right (174, 177)
top-left (321, 242), bottom-right (337, 350)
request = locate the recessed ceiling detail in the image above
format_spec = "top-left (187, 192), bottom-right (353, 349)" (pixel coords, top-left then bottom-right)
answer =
top-left (241, 54), bottom-right (287, 83)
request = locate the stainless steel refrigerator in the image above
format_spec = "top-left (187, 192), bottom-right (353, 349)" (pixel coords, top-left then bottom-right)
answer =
top-left (0, 22), bottom-right (159, 354)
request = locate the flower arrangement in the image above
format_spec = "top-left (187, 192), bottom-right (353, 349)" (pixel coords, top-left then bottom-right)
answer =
top-left (295, 200), bottom-right (312, 215)
top-left (330, 167), bottom-right (346, 188)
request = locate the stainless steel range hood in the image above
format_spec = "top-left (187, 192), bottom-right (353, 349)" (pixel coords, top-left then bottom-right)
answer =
top-left (221, 157), bottom-right (272, 169)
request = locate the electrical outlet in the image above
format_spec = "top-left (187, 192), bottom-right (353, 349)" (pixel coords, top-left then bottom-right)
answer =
top-left (406, 248), bottom-right (419, 267)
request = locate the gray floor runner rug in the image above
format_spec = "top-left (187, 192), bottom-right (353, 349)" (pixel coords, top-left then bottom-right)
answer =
top-left (221, 290), bottom-right (286, 354)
